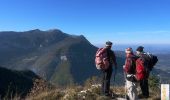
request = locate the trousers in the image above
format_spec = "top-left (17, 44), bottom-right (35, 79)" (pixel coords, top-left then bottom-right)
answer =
top-left (126, 79), bottom-right (138, 100)
top-left (140, 79), bottom-right (149, 97)
top-left (101, 67), bottom-right (112, 95)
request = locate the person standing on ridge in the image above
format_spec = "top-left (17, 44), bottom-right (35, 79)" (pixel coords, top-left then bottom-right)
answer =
top-left (96, 41), bottom-right (117, 96)
top-left (123, 47), bottom-right (138, 100)
top-left (135, 46), bottom-right (150, 98)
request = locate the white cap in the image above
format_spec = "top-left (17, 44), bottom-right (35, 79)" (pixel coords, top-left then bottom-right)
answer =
top-left (125, 47), bottom-right (133, 54)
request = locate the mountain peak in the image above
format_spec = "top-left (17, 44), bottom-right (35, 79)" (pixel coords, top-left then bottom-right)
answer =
top-left (79, 35), bottom-right (86, 39)
top-left (29, 29), bottom-right (41, 32)
top-left (26, 29), bottom-right (63, 33)
top-left (47, 29), bottom-right (62, 32)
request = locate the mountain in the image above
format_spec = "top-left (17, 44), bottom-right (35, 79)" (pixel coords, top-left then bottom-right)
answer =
top-left (1, 29), bottom-right (169, 86)
top-left (0, 67), bottom-right (40, 98)
top-left (0, 29), bottom-right (111, 85)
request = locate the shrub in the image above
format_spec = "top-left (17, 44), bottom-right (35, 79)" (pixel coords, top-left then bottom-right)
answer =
top-left (149, 74), bottom-right (160, 90)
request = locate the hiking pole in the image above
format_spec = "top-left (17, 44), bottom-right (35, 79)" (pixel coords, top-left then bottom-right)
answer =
top-left (113, 66), bottom-right (117, 82)
top-left (123, 65), bottom-right (127, 99)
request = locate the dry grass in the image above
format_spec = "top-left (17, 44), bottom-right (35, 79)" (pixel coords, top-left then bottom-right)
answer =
top-left (3, 78), bottom-right (160, 100)
top-left (26, 89), bottom-right (64, 100)
top-left (27, 79), bottom-right (49, 97)
top-left (25, 82), bottom-right (161, 100)
top-left (111, 84), bottom-right (161, 100)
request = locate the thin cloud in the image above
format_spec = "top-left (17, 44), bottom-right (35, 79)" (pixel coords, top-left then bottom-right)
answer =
top-left (115, 31), bottom-right (170, 35)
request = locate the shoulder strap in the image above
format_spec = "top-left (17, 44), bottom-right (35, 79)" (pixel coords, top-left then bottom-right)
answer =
top-left (96, 48), bottom-right (108, 57)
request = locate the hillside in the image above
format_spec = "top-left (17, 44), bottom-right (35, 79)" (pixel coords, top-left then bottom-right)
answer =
top-left (0, 67), bottom-right (161, 100)
top-left (0, 29), bottom-right (125, 86)
top-left (0, 67), bottom-right (40, 98)
top-left (24, 81), bottom-right (161, 100)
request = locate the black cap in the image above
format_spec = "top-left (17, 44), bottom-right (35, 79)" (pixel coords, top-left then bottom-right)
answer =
top-left (106, 41), bottom-right (112, 46)
top-left (136, 46), bottom-right (144, 52)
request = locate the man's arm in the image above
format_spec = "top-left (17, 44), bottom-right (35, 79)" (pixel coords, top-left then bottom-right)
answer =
top-left (111, 51), bottom-right (117, 67)
top-left (111, 50), bottom-right (117, 82)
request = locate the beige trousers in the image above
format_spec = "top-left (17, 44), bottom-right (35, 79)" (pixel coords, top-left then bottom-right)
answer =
top-left (126, 79), bottom-right (138, 100)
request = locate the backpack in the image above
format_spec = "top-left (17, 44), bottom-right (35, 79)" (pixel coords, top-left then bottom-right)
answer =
top-left (136, 58), bottom-right (147, 81)
top-left (143, 53), bottom-right (158, 71)
top-left (124, 56), bottom-right (137, 82)
top-left (95, 48), bottom-right (109, 70)
top-left (135, 53), bottom-right (158, 81)
top-left (124, 56), bottom-right (136, 74)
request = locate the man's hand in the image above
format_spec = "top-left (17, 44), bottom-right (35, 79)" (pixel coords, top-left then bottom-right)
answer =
top-left (123, 65), bottom-right (125, 69)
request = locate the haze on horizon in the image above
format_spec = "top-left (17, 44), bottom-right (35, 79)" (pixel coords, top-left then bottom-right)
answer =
top-left (0, 0), bottom-right (170, 45)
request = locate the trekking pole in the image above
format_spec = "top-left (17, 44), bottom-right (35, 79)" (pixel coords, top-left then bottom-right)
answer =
top-left (123, 65), bottom-right (127, 99)
top-left (113, 66), bottom-right (117, 82)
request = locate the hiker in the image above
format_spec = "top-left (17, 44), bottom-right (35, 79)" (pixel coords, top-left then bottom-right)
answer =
top-left (123, 47), bottom-right (138, 100)
top-left (95, 41), bottom-right (117, 96)
top-left (135, 46), bottom-right (151, 98)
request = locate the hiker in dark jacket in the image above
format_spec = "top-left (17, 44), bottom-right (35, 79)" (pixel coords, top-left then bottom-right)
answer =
top-left (123, 47), bottom-right (138, 100)
top-left (101, 41), bottom-right (117, 96)
top-left (136, 46), bottom-right (150, 98)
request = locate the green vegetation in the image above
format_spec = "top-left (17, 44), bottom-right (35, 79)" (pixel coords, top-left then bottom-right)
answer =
top-left (149, 74), bottom-right (160, 90)
top-left (50, 61), bottom-right (74, 86)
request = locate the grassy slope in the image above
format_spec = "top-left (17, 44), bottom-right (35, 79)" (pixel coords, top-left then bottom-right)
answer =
top-left (50, 61), bottom-right (74, 86)
top-left (25, 85), bottom-right (161, 100)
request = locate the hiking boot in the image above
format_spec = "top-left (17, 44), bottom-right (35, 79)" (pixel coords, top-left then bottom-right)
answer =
top-left (143, 95), bottom-right (149, 98)
top-left (125, 95), bottom-right (129, 100)
top-left (138, 94), bottom-right (149, 99)
top-left (104, 93), bottom-right (111, 96)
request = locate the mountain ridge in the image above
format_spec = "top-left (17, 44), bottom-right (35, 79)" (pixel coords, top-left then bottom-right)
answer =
top-left (0, 29), bottom-right (100, 85)
top-left (1, 29), bottom-right (169, 86)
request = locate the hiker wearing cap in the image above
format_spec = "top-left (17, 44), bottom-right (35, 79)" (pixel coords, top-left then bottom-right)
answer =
top-left (100, 41), bottom-right (117, 96)
top-left (123, 47), bottom-right (138, 100)
top-left (136, 46), bottom-right (150, 98)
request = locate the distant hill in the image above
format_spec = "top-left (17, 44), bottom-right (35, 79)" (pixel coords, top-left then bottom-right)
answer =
top-left (96, 44), bottom-right (170, 54)
top-left (0, 67), bottom-right (40, 98)
top-left (0, 29), bottom-right (125, 85)
top-left (152, 53), bottom-right (170, 83)
top-left (156, 53), bottom-right (170, 70)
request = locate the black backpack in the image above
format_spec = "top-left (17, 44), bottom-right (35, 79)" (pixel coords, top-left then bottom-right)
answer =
top-left (143, 53), bottom-right (158, 71)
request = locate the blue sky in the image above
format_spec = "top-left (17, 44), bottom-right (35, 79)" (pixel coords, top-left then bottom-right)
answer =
top-left (0, 0), bottom-right (170, 45)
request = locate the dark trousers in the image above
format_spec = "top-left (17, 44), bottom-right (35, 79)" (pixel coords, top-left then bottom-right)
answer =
top-left (140, 79), bottom-right (149, 97)
top-left (101, 67), bottom-right (113, 95)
